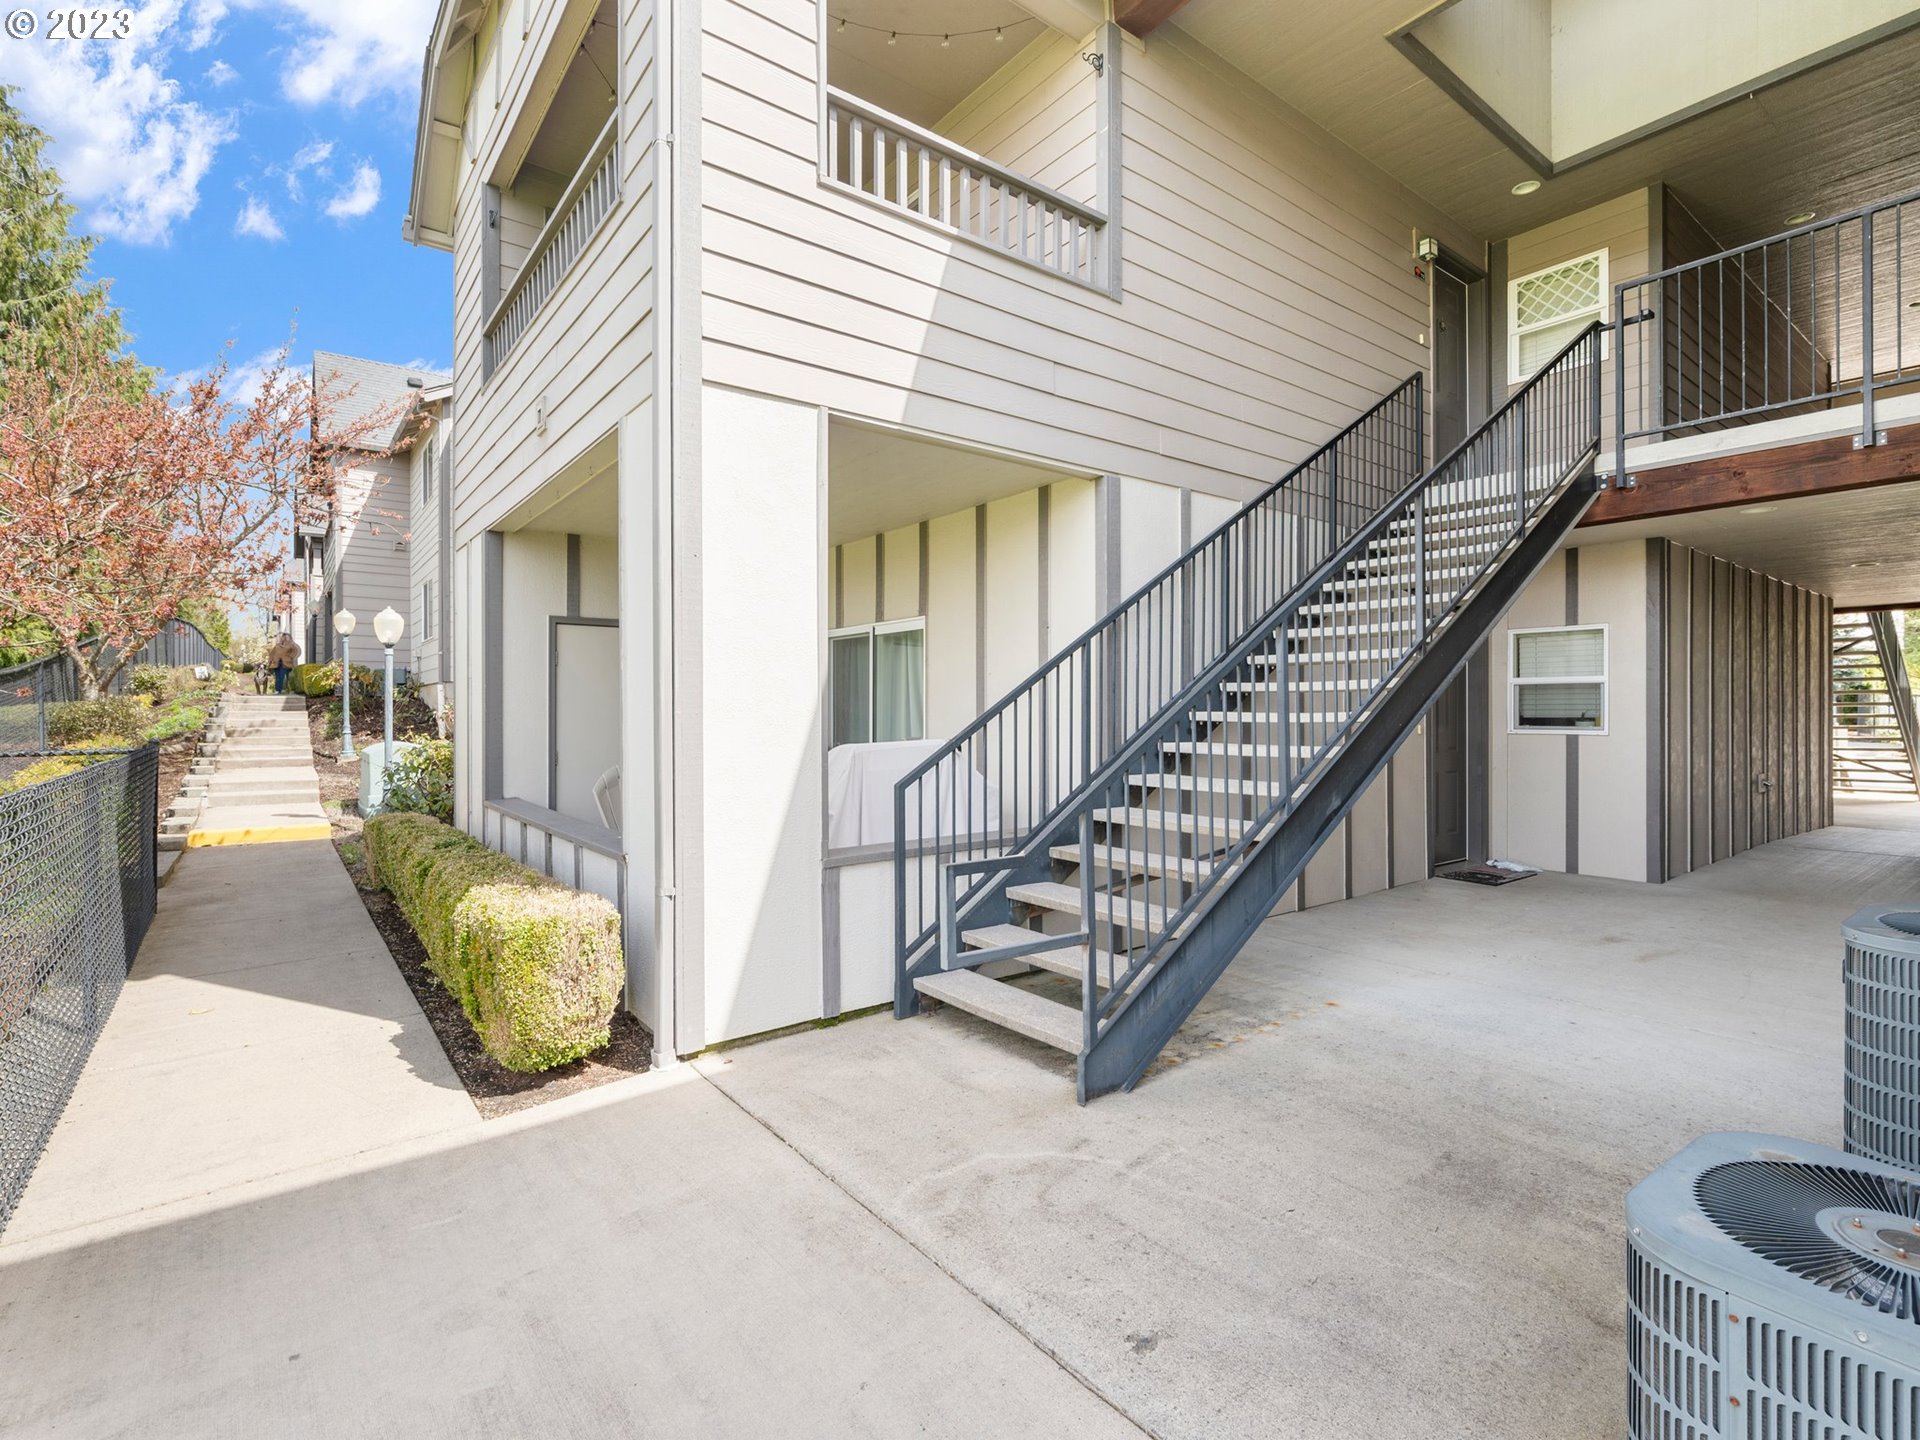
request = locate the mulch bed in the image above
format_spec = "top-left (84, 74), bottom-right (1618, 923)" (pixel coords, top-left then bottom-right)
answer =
top-left (304, 695), bottom-right (651, 1118)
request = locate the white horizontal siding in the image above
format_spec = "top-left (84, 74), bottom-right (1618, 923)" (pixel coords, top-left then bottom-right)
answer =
top-left (699, 0), bottom-right (1473, 502)
top-left (334, 453), bottom-right (415, 669)
top-left (450, 0), bottom-right (659, 547)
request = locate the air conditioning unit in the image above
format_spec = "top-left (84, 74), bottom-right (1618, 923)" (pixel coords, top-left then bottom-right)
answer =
top-left (1845, 905), bottom-right (1920, 1168)
top-left (1627, 1132), bottom-right (1920, 1439)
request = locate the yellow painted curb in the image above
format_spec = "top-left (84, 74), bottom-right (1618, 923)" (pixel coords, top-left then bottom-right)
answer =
top-left (186, 823), bottom-right (333, 848)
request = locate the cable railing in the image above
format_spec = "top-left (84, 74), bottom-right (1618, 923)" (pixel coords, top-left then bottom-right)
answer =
top-left (1059, 324), bottom-right (1600, 1058)
top-left (1614, 187), bottom-right (1920, 478)
top-left (825, 88), bottom-right (1108, 289)
top-left (893, 376), bottom-right (1424, 998)
top-left (484, 113), bottom-right (621, 376)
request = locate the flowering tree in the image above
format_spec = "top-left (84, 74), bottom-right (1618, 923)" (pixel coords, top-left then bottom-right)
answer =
top-left (0, 315), bottom-right (403, 697)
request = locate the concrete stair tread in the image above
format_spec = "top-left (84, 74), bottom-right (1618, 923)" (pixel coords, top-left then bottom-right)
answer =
top-left (1007, 880), bottom-right (1171, 932)
top-left (1044, 843), bottom-right (1210, 882)
top-left (912, 968), bottom-right (1081, 1052)
top-left (1088, 806), bottom-right (1247, 841)
top-left (960, 924), bottom-right (1112, 985)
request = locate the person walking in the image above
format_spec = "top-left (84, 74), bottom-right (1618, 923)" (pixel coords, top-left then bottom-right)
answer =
top-left (266, 633), bottom-right (300, 694)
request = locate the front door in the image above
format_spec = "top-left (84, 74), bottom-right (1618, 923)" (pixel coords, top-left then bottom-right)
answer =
top-left (1427, 263), bottom-right (1473, 867)
top-left (1432, 265), bottom-right (1470, 458)
top-left (1429, 674), bottom-right (1469, 865)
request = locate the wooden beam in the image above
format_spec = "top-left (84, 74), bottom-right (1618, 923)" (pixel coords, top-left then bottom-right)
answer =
top-left (1583, 424), bottom-right (1920, 526)
top-left (1115, 0), bottom-right (1194, 38)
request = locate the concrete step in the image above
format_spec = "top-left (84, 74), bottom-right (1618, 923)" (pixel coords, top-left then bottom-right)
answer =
top-left (1008, 880), bottom-right (1172, 934)
top-left (1044, 843), bottom-right (1210, 883)
top-left (960, 925), bottom-right (1126, 990)
top-left (1088, 806), bottom-right (1248, 843)
top-left (213, 753), bottom-right (315, 769)
top-left (912, 969), bottom-right (1082, 1053)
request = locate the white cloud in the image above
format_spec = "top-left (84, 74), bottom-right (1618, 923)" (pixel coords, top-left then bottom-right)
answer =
top-left (167, 344), bottom-right (289, 406)
top-left (231, 0), bottom-right (439, 109)
top-left (323, 162), bottom-right (380, 220)
top-left (234, 194), bottom-right (285, 241)
top-left (0, 0), bottom-right (234, 243)
top-left (273, 138), bottom-right (334, 200)
top-left (204, 58), bottom-right (239, 86)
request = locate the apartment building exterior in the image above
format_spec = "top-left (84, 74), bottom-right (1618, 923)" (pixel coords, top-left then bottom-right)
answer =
top-left (301, 352), bottom-right (453, 675)
top-left (405, 0), bottom-right (1920, 1087)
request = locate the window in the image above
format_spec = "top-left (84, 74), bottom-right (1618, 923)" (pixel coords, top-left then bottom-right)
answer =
top-left (1510, 625), bottom-right (1606, 733)
top-left (1508, 250), bottom-right (1607, 382)
top-left (420, 579), bottom-right (435, 641)
top-left (420, 435), bottom-right (436, 506)
top-left (829, 619), bottom-right (925, 746)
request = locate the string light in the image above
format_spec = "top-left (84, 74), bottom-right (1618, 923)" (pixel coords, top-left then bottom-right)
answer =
top-left (831, 13), bottom-right (1041, 43)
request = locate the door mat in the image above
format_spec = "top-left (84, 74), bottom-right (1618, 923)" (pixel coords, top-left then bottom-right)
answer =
top-left (1437, 860), bottom-right (1539, 886)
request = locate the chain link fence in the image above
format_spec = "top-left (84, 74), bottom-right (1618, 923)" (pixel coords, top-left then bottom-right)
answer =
top-left (0, 620), bottom-right (226, 755)
top-left (0, 745), bottom-right (159, 1234)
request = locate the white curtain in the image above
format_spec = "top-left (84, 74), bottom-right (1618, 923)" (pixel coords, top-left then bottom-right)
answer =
top-left (873, 627), bottom-right (924, 742)
top-left (830, 632), bottom-right (872, 746)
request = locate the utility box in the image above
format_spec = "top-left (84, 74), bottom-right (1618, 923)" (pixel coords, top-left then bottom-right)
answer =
top-left (359, 740), bottom-right (419, 817)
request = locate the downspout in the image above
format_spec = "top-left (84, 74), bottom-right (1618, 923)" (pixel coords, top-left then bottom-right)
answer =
top-left (649, 0), bottom-right (685, 1069)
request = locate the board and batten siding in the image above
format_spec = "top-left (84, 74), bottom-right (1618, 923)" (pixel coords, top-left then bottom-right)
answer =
top-left (447, 0), bottom-right (659, 550)
top-left (699, 0), bottom-right (1477, 504)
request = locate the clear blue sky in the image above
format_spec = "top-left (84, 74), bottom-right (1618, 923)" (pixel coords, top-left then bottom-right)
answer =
top-left (1, 0), bottom-right (450, 386)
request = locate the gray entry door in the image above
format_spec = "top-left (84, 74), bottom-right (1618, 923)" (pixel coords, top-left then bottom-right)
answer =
top-left (1426, 263), bottom-right (1473, 867)
top-left (1432, 265), bottom-right (1470, 458)
top-left (1429, 674), bottom-right (1468, 865)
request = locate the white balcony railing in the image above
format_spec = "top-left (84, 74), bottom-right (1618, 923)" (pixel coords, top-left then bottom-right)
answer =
top-left (825, 88), bottom-right (1107, 289)
top-left (485, 114), bottom-right (621, 375)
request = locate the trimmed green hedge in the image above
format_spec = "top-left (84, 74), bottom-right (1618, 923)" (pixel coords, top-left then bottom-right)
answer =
top-left (291, 660), bottom-right (379, 697)
top-left (363, 813), bottom-right (623, 1071)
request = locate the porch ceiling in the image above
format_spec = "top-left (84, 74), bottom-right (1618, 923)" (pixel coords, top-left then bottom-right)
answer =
top-left (1570, 476), bottom-right (1920, 609)
top-left (827, 0), bottom-right (1049, 129)
top-left (1169, 0), bottom-right (1920, 252)
top-left (828, 420), bottom-right (1087, 543)
top-left (497, 434), bottom-right (619, 534)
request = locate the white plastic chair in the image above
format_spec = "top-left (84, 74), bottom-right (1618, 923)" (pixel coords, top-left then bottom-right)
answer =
top-left (593, 765), bottom-right (622, 832)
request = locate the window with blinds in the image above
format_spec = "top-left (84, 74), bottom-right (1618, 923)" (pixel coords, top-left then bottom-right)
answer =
top-left (1508, 250), bottom-right (1607, 383)
top-left (1510, 625), bottom-right (1606, 732)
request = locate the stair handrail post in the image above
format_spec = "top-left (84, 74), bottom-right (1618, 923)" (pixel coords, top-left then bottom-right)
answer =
top-left (1611, 287), bottom-right (1628, 489)
top-left (1414, 491), bottom-right (1428, 642)
top-left (1861, 209), bottom-right (1877, 449)
top-left (1515, 399), bottom-right (1529, 531)
top-left (1080, 809), bottom-right (1097, 1056)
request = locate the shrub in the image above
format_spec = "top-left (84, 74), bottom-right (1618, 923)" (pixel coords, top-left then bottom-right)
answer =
top-left (129, 665), bottom-right (202, 701)
top-left (141, 703), bottom-right (206, 743)
top-left (47, 696), bottom-right (145, 746)
top-left (384, 739), bottom-right (453, 823)
top-left (0, 753), bottom-right (104, 795)
top-left (363, 813), bottom-right (623, 1071)
top-left (290, 660), bottom-right (379, 697)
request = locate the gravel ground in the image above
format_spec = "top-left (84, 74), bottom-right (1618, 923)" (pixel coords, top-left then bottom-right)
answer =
top-left (304, 695), bottom-right (651, 1117)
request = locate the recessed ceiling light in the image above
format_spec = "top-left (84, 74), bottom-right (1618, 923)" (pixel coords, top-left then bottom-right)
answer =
top-left (1850, 560), bottom-right (1883, 569)
top-left (1739, 504), bottom-right (1777, 515)
top-left (1786, 210), bottom-right (1817, 225)
top-left (1511, 179), bottom-right (1542, 196)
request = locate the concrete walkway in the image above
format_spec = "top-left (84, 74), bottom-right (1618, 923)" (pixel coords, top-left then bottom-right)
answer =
top-left (3, 800), bottom-right (1913, 1437)
top-left (186, 693), bottom-right (329, 847)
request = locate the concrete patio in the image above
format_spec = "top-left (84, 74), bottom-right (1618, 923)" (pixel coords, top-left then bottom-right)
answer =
top-left (1, 800), bottom-right (1912, 1437)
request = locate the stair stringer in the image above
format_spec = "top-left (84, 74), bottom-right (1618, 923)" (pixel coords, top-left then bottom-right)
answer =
top-left (1077, 474), bottom-right (1599, 1102)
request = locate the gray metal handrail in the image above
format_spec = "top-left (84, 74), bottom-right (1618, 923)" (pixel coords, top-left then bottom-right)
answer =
top-left (1871, 611), bottom-right (1920, 788)
top-left (1614, 186), bottom-right (1920, 479)
top-left (892, 376), bottom-right (1424, 1001)
top-left (1064, 323), bottom-right (1601, 1049)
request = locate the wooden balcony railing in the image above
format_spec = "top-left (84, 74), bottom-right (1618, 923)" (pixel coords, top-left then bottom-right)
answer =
top-left (825, 87), bottom-right (1107, 289)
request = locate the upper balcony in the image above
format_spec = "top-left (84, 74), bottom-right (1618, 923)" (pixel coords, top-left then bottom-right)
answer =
top-left (817, 1), bottom-right (1114, 293)
top-left (481, 0), bottom-right (620, 378)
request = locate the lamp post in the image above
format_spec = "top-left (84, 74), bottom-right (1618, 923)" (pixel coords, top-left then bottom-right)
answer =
top-left (332, 609), bottom-right (358, 761)
top-left (373, 606), bottom-right (405, 766)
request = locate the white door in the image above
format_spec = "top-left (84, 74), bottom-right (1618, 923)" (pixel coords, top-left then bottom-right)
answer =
top-left (552, 621), bottom-right (621, 828)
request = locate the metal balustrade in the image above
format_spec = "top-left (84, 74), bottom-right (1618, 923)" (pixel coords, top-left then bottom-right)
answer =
top-left (484, 114), bottom-right (621, 375)
top-left (895, 324), bottom-right (1602, 1098)
top-left (825, 88), bottom-right (1108, 289)
top-left (1614, 187), bottom-right (1920, 475)
top-left (892, 376), bottom-right (1425, 1003)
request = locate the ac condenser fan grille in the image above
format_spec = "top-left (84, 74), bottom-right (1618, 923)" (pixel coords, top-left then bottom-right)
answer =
top-left (1697, 1160), bottom-right (1920, 1321)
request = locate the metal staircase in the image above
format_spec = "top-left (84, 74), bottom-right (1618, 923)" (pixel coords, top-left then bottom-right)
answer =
top-left (893, 323), bottom-right (1605, 1101)
top-left (1832, 611), bottom-right (1919, 798)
